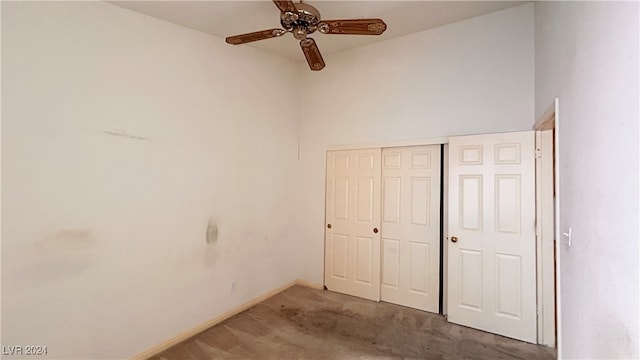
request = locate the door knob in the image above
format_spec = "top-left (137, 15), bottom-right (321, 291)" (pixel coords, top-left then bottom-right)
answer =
top-left (451, 236), bottom-right (458, 243)
top-left (373, 228), bottom-right (379, 234)
top-left (327, 224), bottom-right (332, 229)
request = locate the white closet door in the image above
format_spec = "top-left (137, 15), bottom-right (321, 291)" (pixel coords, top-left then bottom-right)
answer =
top-left (447, 131), bottom-right (537, 343)
top-left (324, 148), bottom-right (381, 301)
top-left (380, 145), bottom-right (441, 312)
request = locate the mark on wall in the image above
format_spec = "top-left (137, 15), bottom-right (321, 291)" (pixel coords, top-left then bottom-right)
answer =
top-left (206, 218), bottom-right (219, 245)
top-left (9, 229), bottom-right (96, 288)
top-left (103, 129), bottom-right (149, 141)
top-left (42, 229), bottom-right (95, 249)
top-left (593, 311), bottom-right (637, 358)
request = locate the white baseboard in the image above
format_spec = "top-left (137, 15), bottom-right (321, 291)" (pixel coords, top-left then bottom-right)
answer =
top-left (294, 279), bottom-right (324, 290)
top-left (131, 279), bottom-right (322, 359)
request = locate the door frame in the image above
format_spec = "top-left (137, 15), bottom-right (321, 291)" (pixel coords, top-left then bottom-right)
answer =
top-left (533, 98), bottom-right (560, 348)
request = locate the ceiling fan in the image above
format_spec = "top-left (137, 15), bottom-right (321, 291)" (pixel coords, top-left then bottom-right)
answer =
top-left (225, 0), bottom-right (387, 71)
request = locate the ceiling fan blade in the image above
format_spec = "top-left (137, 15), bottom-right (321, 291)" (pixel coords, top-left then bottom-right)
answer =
top-left (318, 19), bottom-right (387, 35)
top-left (300, 38), bottom-right (325, 71)
top-left (272, 0), bottom-right (297, 13)
top-left (225, 29), bottom-right (285, 45)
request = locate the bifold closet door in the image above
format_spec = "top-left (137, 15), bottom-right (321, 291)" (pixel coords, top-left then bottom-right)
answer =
top-left (324, 148), bottom-right (381, 301)
top-left (380, 145), bottom-right (441, 313)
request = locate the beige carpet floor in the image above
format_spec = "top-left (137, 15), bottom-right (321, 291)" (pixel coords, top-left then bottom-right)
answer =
top-left (151, 285), bottom-right (556, 359)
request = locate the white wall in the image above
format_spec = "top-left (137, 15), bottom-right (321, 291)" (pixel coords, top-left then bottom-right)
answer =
top-left (10, 2), bottom-right (636, 358)
top-left (294, 4), bottom-right (535, 283)
top-left (535, 1), bottom-right (639, 358)
top-left (2, 2), bottom-right (300, 358)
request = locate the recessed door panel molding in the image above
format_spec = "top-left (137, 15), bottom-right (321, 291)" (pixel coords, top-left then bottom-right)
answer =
top-left (357, 153), bottom-right (375, 170)
top-left (381, 238), bottom-right (400, 288)
top-left (381, 145), bottom-right (441, 313)
top-left (459, 145), bottom-right (483, 165)
top-left (325, 149), bottom-right (381, 301)
top-left (330, 234), bottom-right (348, 280)
top-left (410, 177), bottom-right (431, 226)
top-left (411, 152), bottom-right (431, 169)
top-left (495, 175), bottom-right (521, 234)
top-left (357, 178), bottom-right (374, 222)
top-left (355, 236), bottom-right (373, 284)
top-left (495, 253), bottom-right (523, 319)
top-left (333, 178), bottom-right (349, 220)
top-left (383, 152), bottom-right (401, 169)
top-left (460, 249), bottom-right (483, 310)
top-left (460, 175), bottom-right (482, 231)
top-left (409, 242), bottom-right (430, 294)
top-left (382, 177), bottom-right (401, 224)
top-left (494, 143), bottom-right (522, 164)
top-left (447, 131), bottom-right (536, 343)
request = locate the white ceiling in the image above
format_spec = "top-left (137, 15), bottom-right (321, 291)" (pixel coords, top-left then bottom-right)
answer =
top-left (110, 1), bottom-right (526, 61)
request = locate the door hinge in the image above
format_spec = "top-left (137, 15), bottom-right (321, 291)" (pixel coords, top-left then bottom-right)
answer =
top-left (535, 148), bottom-right (542, 159)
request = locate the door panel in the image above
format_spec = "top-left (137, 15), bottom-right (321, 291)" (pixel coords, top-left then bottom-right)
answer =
top-left (447, 131), bottom-right (536, 343)
top-left (460, 249), bottom-right (482, 309)
top-left (329, 234), bottom-right (348, 279)
top-left (410, 178), bottom-right (431, 225)
top-left (381, 239), bottom-right (400, 287)
top-left (381, 145), bottom-right (441, 312)
top-left (355, 236), bottom-right (373, 283)
top-left (409, 242), bottom-right (429, 293)
top-left (325, 149), bottom-right (381, 301)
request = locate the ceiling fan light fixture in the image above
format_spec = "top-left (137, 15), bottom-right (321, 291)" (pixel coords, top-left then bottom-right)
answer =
top-left (293, 26), bottom-right (307, 40)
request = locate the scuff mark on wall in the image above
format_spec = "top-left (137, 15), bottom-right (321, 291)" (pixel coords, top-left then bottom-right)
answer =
top-left (41, 229), bottom-right (94, 249)
top-left (8, 229), bottom-right (96, 288)
top-left (103, 129), bottom-right (149, 141)
top-left (206, 218), bottom-right (218, 245)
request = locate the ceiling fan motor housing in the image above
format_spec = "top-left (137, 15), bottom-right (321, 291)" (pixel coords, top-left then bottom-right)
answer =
top-left (280, 3), bottom-right (321, 39)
